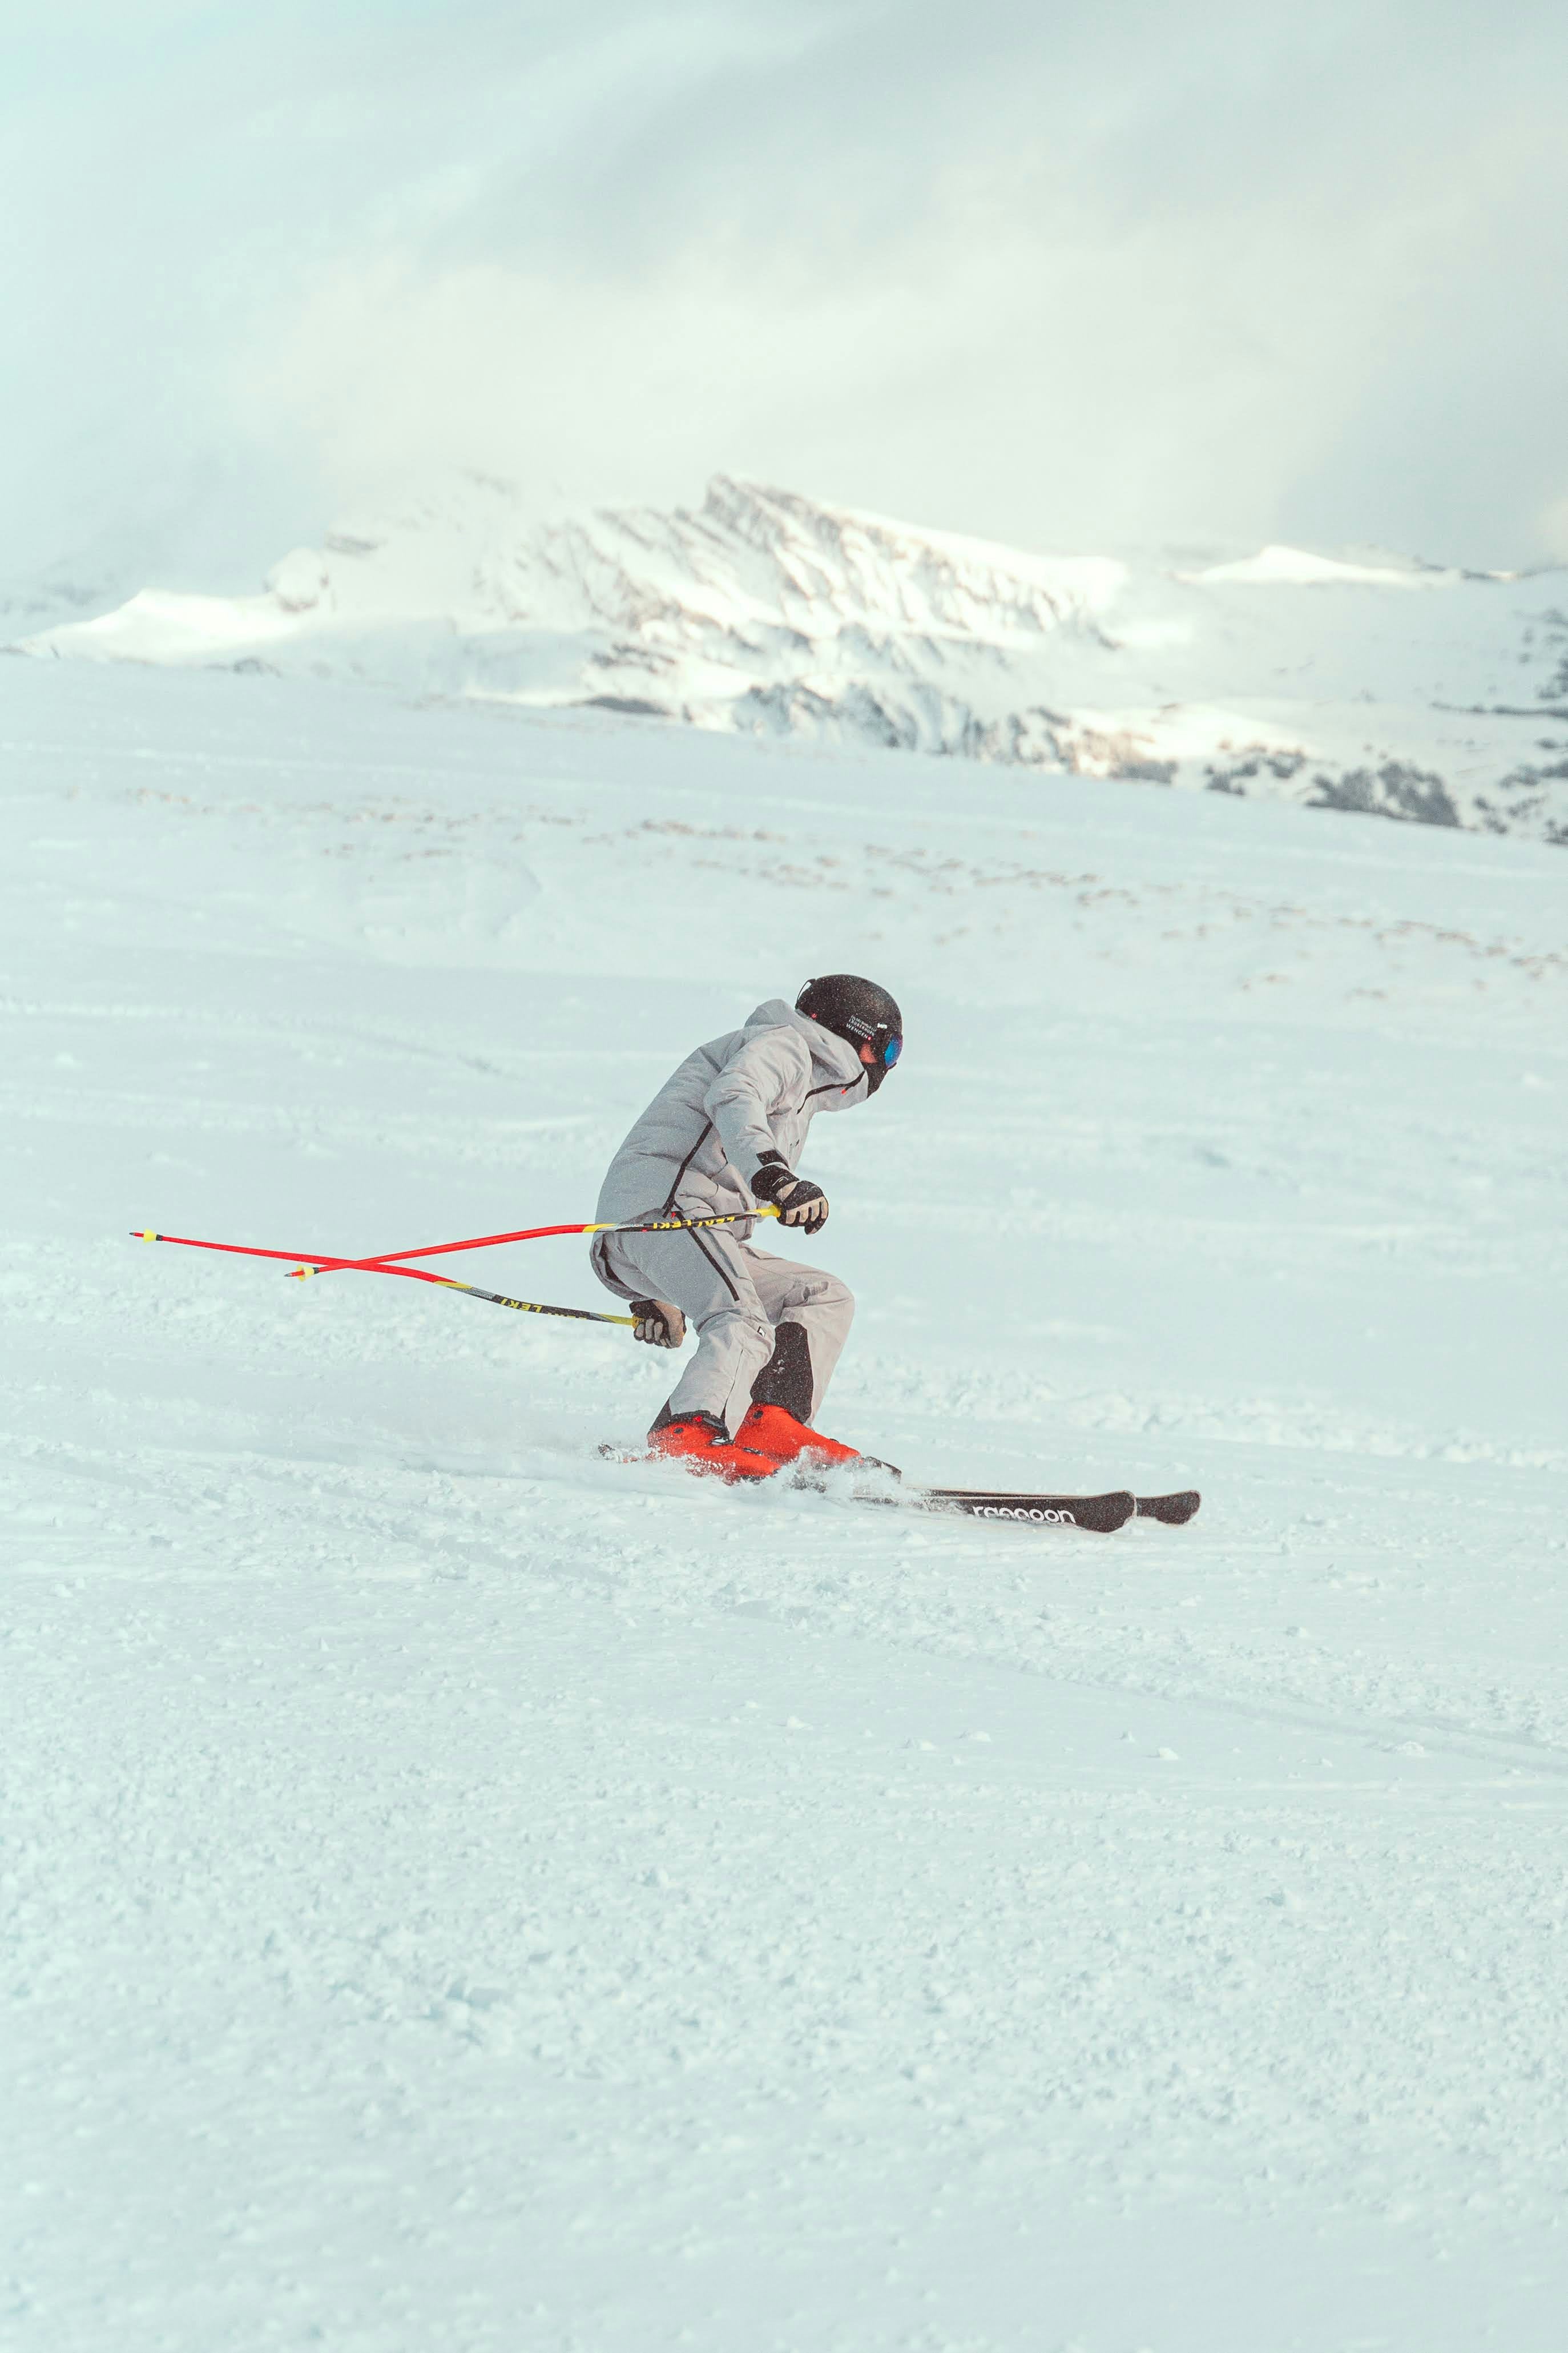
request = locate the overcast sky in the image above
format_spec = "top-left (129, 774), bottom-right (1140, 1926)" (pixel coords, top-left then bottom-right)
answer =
top-left (6, 0), bottom-right (1567, 586)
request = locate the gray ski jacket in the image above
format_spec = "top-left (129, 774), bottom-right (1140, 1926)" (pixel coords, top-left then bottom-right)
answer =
top-left (595, 999), bottom-right (869, 1228)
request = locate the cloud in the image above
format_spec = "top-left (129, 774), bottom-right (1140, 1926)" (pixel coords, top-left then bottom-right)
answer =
top-left (5, 0), bottom-right (1567, 584)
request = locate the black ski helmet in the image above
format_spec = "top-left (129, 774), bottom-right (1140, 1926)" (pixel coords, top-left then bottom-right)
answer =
top-left (795, 974), bottom-right (903, 1093)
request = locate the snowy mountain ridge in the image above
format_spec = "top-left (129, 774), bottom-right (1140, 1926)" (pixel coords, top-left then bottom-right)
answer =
top-left (16, 472), bottom-right (1568, 843)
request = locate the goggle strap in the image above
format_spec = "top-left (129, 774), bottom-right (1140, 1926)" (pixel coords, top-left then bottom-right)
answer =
top-left (833, 1011), bottom-right (902, 1067)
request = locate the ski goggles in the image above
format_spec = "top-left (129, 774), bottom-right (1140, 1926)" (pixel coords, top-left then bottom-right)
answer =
top-left (845, 1016), bottom-right (902, 1068)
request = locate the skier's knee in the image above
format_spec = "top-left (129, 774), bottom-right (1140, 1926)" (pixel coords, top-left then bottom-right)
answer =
top-left (812, 1270), bottom-right (854, 1329)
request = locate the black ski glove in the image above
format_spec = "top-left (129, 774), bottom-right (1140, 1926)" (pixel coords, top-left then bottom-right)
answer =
top-left (630, 1298), bottom-right (686, 1348)
top-left (751, 1152), bottom-right (829, 1236)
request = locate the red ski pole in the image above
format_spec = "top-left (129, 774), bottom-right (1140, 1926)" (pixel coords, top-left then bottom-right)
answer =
top-left (130, 1230), bottom-right (640, 1327)
top-left (131, 1202), bottom-right (782, 1281)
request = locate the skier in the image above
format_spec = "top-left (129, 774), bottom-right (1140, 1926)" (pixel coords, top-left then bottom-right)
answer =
top-left (590, 975), bottom-right (903, 1479)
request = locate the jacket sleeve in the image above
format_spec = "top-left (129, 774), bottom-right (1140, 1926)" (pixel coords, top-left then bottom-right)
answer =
top-left (703, 1029), bottom-right (812, 1186)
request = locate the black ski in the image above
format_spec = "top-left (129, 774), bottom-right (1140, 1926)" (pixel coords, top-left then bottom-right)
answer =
top-left (896, 1485), bottom-right (1200, 1531)
top-left (918, 1487), bottom-right (1136, 1533)
top-left (598, 1444), bottom-right (1200, 1532)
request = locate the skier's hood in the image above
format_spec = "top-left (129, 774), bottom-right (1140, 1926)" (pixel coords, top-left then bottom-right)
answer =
top-left (744, 997), bottom-right (868, 1106)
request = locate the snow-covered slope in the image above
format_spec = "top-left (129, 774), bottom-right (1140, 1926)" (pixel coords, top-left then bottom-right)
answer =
top-left (3, 657), bottom-right (1566, 2350)
top-left (18, 474), bottom-right (1568, 844)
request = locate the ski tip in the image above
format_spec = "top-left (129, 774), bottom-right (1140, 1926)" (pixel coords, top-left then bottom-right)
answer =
top-left (1135, 1490), bottom-right (1202, 1526)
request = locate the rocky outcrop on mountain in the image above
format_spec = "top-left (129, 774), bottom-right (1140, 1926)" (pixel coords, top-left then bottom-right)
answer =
top-left (16, 473), bottom-right (1568, 844)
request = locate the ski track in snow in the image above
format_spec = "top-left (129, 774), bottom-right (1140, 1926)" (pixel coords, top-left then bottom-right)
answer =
top-left (3, 660), bottom-right (1566, 2351)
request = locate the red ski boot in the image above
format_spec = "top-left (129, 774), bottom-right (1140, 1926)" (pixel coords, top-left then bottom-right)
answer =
top-left (648, 1411), bottom-right (779, 1483)
top-left (735, 1402), bottom-right (861, 1468)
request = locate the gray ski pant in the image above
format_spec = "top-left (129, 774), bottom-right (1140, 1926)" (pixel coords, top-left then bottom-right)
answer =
top-left (591, 1223), bottom-right (854, 1437)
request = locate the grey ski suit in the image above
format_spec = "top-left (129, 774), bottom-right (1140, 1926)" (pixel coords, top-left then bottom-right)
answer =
top-left (590, 999), bottom-right (870, 1435)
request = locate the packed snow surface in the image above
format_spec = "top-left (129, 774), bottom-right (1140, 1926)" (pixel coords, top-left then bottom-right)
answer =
top-left (3, 656), bottom-right (1566, 2351)
top-left (19, 474), bottom-right (1568, 846)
